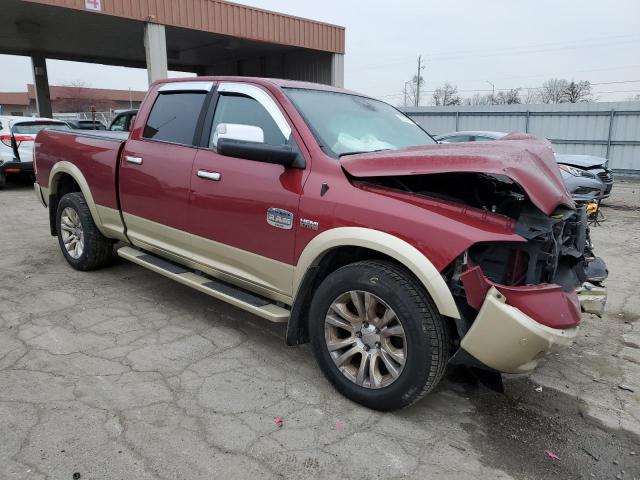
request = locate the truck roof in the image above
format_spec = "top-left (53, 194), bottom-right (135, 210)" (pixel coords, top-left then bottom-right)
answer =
top-left (152, 76), bottom-right (362, 97)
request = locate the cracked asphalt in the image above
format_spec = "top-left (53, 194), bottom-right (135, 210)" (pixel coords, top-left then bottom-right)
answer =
top-left (1, 178), bottom-right (639, 479)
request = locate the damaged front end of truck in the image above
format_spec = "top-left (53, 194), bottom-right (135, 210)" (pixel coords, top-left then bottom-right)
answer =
top-left (341, 135), bottom-right (608, 374)
top-left (447, 199), bottom-right (608, 373)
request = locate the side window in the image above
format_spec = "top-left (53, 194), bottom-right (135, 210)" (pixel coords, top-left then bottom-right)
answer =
top-left (143, 92), bottom-right (206, 145)
top-left (210, 94), bottom-right (286, 148)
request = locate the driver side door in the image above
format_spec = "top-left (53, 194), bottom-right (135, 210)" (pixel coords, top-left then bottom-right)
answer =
top-left (188, 83), bottom-right (309, 300)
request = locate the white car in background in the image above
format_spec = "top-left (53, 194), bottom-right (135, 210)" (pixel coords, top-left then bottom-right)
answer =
top-left (0, 116), bottom-right (70, 188)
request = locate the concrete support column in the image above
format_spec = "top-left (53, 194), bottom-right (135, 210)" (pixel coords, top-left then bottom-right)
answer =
top-left (31, 54), bottom-right (52, 118)
top-left (331, 53), bottom-right (344, 88)
top-left (144, 23), bottom-right (168, 85)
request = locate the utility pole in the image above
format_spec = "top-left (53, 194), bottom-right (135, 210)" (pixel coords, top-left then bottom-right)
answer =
top-left (486, 80), bottom-right (495, 103)
top-left (415, 55), bottom-right (423, 107)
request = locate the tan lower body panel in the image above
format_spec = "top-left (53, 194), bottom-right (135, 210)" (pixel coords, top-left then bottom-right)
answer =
top-left (34, 182), bottom-right (47, 208)
top-left (122, 212), bottom-right (294, 305)
top-left (118, 246), bottom-right (289, 322)
top-left (460, 287), bottom-right (578, 373)
top-left (96, 205), bottom-right (128, 242)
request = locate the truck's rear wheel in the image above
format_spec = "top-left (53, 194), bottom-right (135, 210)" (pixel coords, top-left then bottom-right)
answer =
top-left (309, 260), bottom-right (450, 411)
top-left (56, 192), bottom-right (113, 271)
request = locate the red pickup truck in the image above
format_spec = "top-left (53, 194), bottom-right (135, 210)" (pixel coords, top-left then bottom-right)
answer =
top-left (33, 77), bottom-right (607, 410)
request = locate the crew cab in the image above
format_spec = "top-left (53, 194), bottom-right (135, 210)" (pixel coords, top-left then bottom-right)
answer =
top-left (33, 77), bottom-right (607, 410)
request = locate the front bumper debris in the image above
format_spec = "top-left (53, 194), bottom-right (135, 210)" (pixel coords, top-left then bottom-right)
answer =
top-left (576, 282), bottom-right (607, 316)
top-left (459, 287), bottom-right (578, 373)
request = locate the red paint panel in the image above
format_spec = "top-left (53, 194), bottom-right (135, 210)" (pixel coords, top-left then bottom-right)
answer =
top-left (119, 139), bottom-right (196, 232)
top-left (293, 157), bottom-right (525, 272)
top-left (190, 150), bottom-right (306, 264)
top-left (461, 265), bottom-right (581, 329)
top-left (34, 129), bottom-right (122, 209)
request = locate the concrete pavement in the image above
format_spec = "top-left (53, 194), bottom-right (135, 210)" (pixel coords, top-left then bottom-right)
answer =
top-left (0, 178), bottom-right (638, 479)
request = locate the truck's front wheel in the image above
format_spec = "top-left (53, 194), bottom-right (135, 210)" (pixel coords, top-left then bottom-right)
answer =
top-left (56, 192), bottom-right (113, 271)
top-left (309, 260), bottom-right (450, 411)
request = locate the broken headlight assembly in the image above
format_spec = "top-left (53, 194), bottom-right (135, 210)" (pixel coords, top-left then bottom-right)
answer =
top-left (559, 164), bottom-right (590, 177)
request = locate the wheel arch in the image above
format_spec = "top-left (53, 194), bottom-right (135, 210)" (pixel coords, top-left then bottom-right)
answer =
top-left (48, 162), bottom-right (106, 237)
top-left (287, 227), bottom-right (460, 345)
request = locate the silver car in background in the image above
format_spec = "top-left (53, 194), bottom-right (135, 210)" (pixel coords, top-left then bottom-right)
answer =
top-left (435, 130), bottom-right (614, 202)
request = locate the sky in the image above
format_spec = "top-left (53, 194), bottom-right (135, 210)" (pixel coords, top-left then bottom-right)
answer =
top-left (1, 0), bottom-right (639, 104)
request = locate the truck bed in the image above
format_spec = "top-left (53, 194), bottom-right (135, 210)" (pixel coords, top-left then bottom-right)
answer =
top-left (35, 129), bottom-right (127, 211)
top-left (66, 129), bottom-right (130, 142)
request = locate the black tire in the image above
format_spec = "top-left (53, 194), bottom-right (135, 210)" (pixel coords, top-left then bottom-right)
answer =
top-left (56, 192), bottom-right (113, 271)
top-left (309, 260), bottom-right (450, 411)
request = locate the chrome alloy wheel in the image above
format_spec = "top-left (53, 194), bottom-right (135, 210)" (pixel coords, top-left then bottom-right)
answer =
top-left (324, 291), bottom-right (407, 389)
top-left (60, 207), bottom-right (84, 259)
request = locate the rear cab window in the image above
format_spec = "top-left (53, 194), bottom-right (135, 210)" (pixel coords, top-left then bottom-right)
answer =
top-left (143, 92), bottom-right (207, 145)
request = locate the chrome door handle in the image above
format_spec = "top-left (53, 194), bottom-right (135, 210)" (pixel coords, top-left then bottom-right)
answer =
top-left (197, 170), bottom-right (221, 181)
top-left (125, 155), bottom-right (143, 165)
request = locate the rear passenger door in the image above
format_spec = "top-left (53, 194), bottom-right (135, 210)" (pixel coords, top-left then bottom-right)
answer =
top-left (119, 81), bottom-right (212, 260)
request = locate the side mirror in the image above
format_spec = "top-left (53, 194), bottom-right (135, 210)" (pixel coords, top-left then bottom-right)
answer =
top-left (217, 138), bottom-right (300, 167)
top-left (212, 123), bottom-right (264, 148)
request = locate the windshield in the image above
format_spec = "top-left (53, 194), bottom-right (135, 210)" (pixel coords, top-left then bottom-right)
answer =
top-left (12, 121), bottom-right (70, 135)
top-left (285, 88), bottom-right (435, 158)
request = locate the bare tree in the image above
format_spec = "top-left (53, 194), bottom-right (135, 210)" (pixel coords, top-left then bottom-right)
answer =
top-left (494, 88), bottom-right (521, 105)
top-left (563, 80), bottom-right (592, 103)
top-left (402, 75), bottom-right (424, 107)
top-left (539, 78), bottom-right (569, 104)
top-left (464, 93), bottom-right (492, 106)
top-left (522, 88), bottom-right (541, 104)
top-left (55, 80), bottom-right (116, 113)
top-left (432, 82), bottom-right (462, 106)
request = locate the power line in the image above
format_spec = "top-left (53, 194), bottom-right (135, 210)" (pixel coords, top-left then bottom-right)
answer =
top-left (349, 34), bottom-right (640, 71)
top-left (357, 65), bottom-right (640, 93)
top-left (374, 79), bottom-right (640, 99)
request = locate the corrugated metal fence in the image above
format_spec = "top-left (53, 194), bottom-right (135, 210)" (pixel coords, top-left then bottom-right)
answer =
top-left (402, 102), bottom-right (640, 172)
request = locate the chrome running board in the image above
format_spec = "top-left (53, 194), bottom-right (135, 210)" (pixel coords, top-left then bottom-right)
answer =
top-left (117, 246), bottom-right (290, 323)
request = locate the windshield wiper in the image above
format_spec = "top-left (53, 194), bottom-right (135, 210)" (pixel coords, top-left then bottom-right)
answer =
top-left (338, 148), bottom-right (391, 158)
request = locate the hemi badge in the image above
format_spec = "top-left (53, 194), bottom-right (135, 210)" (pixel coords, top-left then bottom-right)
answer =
top-left (267, 208), bottom-right (293, 230)
top-left (300, 218), bottom-right (319, 230)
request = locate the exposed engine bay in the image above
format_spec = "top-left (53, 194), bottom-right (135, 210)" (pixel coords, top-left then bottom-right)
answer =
top-left (381, 172), bottom-right (529, 219)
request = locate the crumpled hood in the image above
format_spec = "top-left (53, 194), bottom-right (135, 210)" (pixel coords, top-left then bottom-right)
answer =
top-left (555, 153), bottom-right (607, 169)
top-left (340, 134), bottom-right (574, 215)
